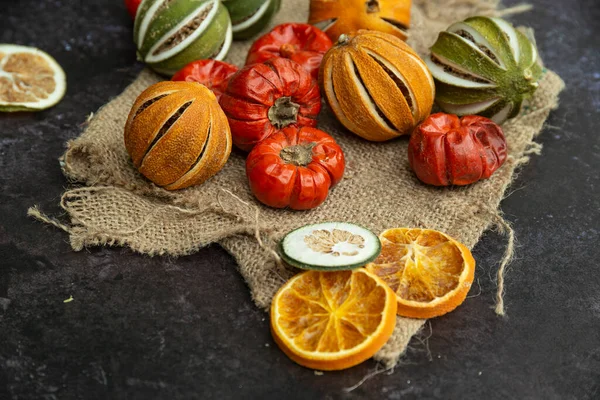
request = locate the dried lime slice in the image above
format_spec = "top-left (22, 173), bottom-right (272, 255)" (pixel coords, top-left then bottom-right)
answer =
top-left (280, 222), bottom-right (381, 271)
top-left (0, 44), bottom-right (66, 112)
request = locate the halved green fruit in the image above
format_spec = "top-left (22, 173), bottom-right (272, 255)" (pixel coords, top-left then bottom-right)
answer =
top-left (134, 0), bottom-right (232, 76)
top-left (426, 16), bottom-right (543, 124)
top-left (280, 222), bottom-right (381, 271)
top-left (222, 0), bottom-right (281, 40)
top-left (0, 44), bottom-right (66, 112)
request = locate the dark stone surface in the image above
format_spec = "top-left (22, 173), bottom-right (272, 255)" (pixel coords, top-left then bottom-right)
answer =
top-left (1, 0), bottom-right (599, 399)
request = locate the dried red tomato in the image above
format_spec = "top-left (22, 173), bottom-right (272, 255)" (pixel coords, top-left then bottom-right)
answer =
top-left (245, 23), bottom-right (333, 80)
top-left (220, 57), bottom-right (321, 152)
top-left (408, 113), bottom-right (508, 186)
top-left (246, 125), bottom-right (345, 210)
top-left (124, 0), bottom-right (142, 19)
top-left (171, 60), bottom-right (238, 100)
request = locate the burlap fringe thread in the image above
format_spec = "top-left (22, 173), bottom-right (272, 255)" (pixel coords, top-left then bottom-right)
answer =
top-left (30, 183), bottom-right (521, 315)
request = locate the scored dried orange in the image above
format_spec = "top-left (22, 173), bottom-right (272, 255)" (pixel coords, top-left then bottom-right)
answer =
top-left (366, 228), bottom-right (475, 319)
top-left (270, 269), bottom-right (397, 371)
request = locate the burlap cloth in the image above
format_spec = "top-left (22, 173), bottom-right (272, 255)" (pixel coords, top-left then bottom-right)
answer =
top-left (31, 0), bottom-right (564, 368)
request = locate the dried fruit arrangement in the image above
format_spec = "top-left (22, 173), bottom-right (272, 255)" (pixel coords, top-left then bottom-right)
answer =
top-left (111, 3), bottom-right (545, 370)
top-left (1, 0), bottom-right (534, 372)
top-left (5, 0), bottom-right (552, 376)
top-left (271, 222), bottom-right (475, 370)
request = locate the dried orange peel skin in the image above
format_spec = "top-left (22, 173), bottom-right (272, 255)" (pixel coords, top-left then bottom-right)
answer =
top-left (270, 269), bottom-right (397, 371)
top-left (366, 228), bottom-right (475, 319)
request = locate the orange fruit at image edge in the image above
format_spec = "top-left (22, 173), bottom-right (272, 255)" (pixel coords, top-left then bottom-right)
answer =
top-left (366, 228), bottom-right (475, 319)
top-left (270, 269), bottom-right (397, 371)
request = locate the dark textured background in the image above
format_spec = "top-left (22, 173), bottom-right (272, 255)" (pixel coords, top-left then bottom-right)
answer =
top-left (1, 0), bottom-right (599, 399)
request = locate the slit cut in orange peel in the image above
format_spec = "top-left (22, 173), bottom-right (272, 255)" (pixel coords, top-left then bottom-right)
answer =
top-left (366, 228), bottom-right (475, 319)
top-left (270, 269), bottom-right (397, 371)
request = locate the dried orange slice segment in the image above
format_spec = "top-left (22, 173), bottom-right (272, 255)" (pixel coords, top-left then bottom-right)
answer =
top-left (270, 269), bottom-right (397, 370)
top-left (0, 44), bottom-right (66, 112)
top-left (366, 228), bottom-right (475, 319)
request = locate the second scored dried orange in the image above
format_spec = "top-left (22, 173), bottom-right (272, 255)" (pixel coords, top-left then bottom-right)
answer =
top-left (270, 269), bottom-right (397, 370)
top-left (366, 228), bottom-right (475, 319)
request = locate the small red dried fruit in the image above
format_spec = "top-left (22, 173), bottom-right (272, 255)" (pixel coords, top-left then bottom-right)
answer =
top-left (246, 23), bottom-right (333, 80)
top-left (220, 57), bottom-right (321, 152)
top-left (408, 113), bottom-right (508, 186)
top-left (246, 125), bottom-right (345, 210)
top-left (171, 60), bottom-right (238, 101)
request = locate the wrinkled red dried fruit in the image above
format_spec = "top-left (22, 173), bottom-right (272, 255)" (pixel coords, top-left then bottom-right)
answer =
top-left (408, 113), bottom-right (508, 186)
top-left (245, 23), bottom-right (332, 80)
top-left (171, 60), bottom-right (238, 101)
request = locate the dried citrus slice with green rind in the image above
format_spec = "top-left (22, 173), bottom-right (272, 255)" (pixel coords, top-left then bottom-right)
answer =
top-left (0, 44), bottom-right (66, 112)
top-left (280, 222), bottom-right (381, 271)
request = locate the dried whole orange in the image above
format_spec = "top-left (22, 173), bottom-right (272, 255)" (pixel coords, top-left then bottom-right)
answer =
top-left (366, 228), bottom-right (475, 319)
top-left (320, 30), bottom-right (435, 141)
top-left (124, 81), bottom-right (232, 190)
top-left (271, 269), bottom-right (397, 371)
top-left (309, 0), bottom-right (411, 42)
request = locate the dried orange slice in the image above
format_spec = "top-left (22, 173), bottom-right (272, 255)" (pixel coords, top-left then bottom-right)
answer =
top-left (366, 228), bottom-right (475, 319)
top-left (0, 44), bottom-right (66, 112)
top-left (270, 269), bottom-right (397, 370)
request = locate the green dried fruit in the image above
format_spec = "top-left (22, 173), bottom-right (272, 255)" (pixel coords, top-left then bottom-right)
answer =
top-left (280, 222), bottom-right (381, 271)
top-left (134, 0), bottom-right (232, 76)
top-left (426, 16), bottom-right (542, 124)
top-left (222, 0), bottom-right (281, 40)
